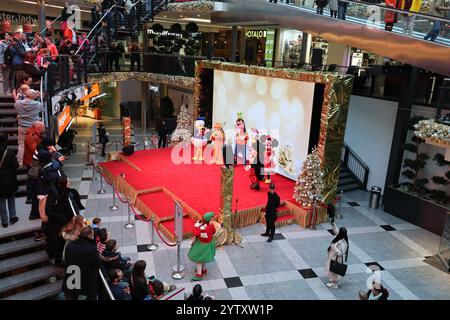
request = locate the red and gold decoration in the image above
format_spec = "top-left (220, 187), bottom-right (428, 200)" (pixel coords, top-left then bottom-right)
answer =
top-left (122, 116), bottom-right (131, 147)
top-left (88, 72), bottom-right (194, 88)
top-left (167, 0), bottom-right (215, 13)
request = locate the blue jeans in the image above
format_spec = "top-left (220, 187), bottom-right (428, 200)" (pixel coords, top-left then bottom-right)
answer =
top-left (424, 21), bottom-right (442, 42)
top-left (338, 2), bottom-right (348, 20)
top-left (0, 196), bottom-right (16, 225)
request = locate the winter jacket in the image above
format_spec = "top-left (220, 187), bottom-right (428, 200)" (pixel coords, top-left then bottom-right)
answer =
top-left (14, 98), bottom-right (44, 128)
top-left (8, 40), bottom-right (26, 67)
top-left (23, 127), bottom-right (43, 167)
top-left (63, 236), bottom-right (101, 299)
top-left (101, 248), bottom-right (132, 272)
top-left (0, 148), bottom-right (19, 197)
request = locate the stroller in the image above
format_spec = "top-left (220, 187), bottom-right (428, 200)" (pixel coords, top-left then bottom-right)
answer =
top-left (57, 128), bottom-right (78, 156)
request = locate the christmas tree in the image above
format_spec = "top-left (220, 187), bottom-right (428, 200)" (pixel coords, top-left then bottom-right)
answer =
top-left (293, 148), bottom-right (324, 206)
top-left (171, 100), bottom-right (193, 143)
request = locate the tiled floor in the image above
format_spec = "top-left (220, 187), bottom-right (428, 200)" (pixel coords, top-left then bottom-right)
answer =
top-left (4, 117), bottom-right (450, 300)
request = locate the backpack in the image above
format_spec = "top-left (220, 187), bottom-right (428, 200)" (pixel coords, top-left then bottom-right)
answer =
top-left (3, 45), bottom-right (14, 66)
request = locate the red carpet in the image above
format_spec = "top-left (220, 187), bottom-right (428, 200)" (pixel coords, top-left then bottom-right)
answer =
top-left (101, 148), bottom-right (296, 215)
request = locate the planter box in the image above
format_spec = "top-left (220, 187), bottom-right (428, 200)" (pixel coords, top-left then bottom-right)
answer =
top-left (383, 186), bottom-right (419, 223)
top-left (384, 186), bottom-right (449, 235)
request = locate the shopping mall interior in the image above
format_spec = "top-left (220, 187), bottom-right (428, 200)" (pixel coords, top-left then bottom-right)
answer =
top-left (0, 0), bottom-right (449, 303)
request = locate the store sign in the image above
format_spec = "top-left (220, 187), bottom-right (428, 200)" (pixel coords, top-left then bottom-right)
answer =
top-left (148, 29), bottom-right (183, 38)
top-left (57, 106), bottom-right (73, 135)
top-left (0, 11), bottom-right (38, 25)
top-left (245, 30), bottom-right (267, 39)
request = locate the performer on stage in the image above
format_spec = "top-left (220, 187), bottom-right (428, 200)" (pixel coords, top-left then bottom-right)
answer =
top-left (247, 129), bottom-right (265, 190)
top-left (261, 135), bottom-right (279, 184)
top-left (234, 113), bottom-right (248, 165)
top-left (191, 118), bottom-right (209, 161)
top-left (211, 123), bottom-right (225, 165)
top-left (188, 212), bottom-right (216, 281)
top-left (261, 183), bottom-right (281, 243)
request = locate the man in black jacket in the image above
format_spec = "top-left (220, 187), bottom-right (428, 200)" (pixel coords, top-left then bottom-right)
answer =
top-left (157, 121), bottom-right (168, 148)
top-left (261, 183), bottom-right (281, 242)
top-left (63, 227), bottom-right (101, 300)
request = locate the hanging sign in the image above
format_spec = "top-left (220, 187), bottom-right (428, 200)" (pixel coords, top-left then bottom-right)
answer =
top-left (174, 202), bottom-right (184, 241)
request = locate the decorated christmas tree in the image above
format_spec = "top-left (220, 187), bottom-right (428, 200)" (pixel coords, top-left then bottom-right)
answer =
top-left (171, 96), bottom-right (193, 143)
top-left (293, 148), bottom-right (324, 206)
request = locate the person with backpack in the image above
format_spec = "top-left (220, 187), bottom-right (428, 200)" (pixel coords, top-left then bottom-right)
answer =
top-left (0, 33), bottom-right (12, 94)
top-left (316, 0), bottom-right (329, 14)
top-left (0, 133), bottom-right (19, 228)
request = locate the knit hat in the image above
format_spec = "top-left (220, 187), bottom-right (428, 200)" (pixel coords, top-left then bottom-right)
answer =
top-left (203, 212), bottom-right (214, 222)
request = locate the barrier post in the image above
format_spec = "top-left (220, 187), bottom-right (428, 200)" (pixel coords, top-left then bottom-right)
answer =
top-left (147, 215), bottom-right (159, 251)
top-left (92, 161), bottom-right (98, 180)
top-left (110, 183), bottom-right (119, 211)
top-left (115, 139), bottom-right (118, 151)
top-left (124, 197), bottom-right (135, 229)
top-left (97, 167), bottom-right (106, 194)
top-left (336, 191), bottom-right (344, 219)
top-left (171, 239), bottom-right (185, 280)
top-left (309, 202), bottom-right (317, 230)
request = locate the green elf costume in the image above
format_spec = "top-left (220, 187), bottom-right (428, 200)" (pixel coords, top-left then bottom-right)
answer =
top-left (188, 212), bottom-right (216, 281)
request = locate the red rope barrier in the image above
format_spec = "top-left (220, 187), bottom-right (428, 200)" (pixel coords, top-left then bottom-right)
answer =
top-left (94, 165), bottom-right (102, 174)
top-left (129, 204), bottom-right (150, 222)
top-left (114, 187), bottom-right (129, 204)
top-left (103, 174), bottom-right (113, 186)
top-left (154, 225), bottom-right (177, 247)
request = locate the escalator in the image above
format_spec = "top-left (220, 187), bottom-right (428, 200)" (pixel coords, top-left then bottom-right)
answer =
top-left (212, 0), bottom-right (450, 76)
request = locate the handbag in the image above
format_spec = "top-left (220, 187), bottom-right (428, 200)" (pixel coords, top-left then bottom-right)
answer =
top-left (330, 257), bottom-right (348, 276)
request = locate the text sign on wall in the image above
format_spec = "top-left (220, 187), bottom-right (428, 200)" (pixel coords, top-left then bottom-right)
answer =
top-left (245, 30), bottom-right (267, 39)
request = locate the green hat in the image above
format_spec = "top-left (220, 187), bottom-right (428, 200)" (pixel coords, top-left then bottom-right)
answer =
top-left (203, 212), bottom-right (214, 222)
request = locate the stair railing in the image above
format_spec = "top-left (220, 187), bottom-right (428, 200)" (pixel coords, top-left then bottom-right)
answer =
top-left (31, 14), bottom-right (62, 45)
top-left (98, 269), bottom-right (115, 300)
top-left (341, 143), bottom-right (369, 190)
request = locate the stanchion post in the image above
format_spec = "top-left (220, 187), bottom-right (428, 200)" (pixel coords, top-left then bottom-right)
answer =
top-left (336, 190), bottom-right (344, 219)
top-left (124, 197), bottom-right (135, 229)
top-left (172, 239), bottom-right (185, 280)
top-left (309, 201), bottom-right (317, 230)
top-left (147, 215), bottom-right (159, 251)
top-left (110, 183), bottom-right (119, 211)
top-left (92, 161), bottom-right (98, 180)
top-left (97, 167), bottom-right (106, 194)
top-left (115, 139), bottom-right (118, 152)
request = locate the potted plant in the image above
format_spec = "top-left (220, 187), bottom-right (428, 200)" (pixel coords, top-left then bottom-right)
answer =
top-left (384, 116), bottom-right (450, 235)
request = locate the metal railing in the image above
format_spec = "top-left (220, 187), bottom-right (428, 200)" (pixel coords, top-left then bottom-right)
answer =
top-left (98, 268), bottom-right (115, 300)
top-left (341, 143), bottom-right (370, 190)
top-left (265, 0), bottom-right (450, 46)
top-left (31, 14), bottom-right (62, 45)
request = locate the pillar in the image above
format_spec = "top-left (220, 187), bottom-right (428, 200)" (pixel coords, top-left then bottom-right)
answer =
top-left (37, 0), bottom-right (46, 33)
top-left (231, 26), bottom-right (238, 63)
top-left (384, 67), bottom-right (418, 191)
top-left (326, 42), bottom-right (351, 67)
top-left (300, 32), bottom-right (312, 64)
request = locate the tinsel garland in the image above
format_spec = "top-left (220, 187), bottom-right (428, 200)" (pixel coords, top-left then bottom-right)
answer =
top-left (414, 119), bottom-right (450, 146)
top-left (167, 0), bottom-right (214, 13)
top-left (88, 72), bottom-right (195, 87)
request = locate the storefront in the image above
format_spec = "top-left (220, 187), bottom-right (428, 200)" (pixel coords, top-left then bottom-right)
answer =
top-left (243, 29), bottom-right (274, 66)
top-left (274, 29), bottom-right (304, 68)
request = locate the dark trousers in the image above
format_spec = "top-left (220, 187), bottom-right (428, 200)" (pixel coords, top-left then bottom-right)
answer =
top-left (316, 6), bottom-right (324, 14)
top-left (131, 54), bottom-right (140, 71)
top-left (101, 143), bottom-right (106, 156)
top-left (330, 10), bottom-right (337, 18)
top-left (110, 58), bottom-right (120, 71)
top-left (158, 135), bottom-right (167, 148)
top-left (29, 178), bottom-right (39, 218)
top-left (265, 215), bottom-right (276, 238)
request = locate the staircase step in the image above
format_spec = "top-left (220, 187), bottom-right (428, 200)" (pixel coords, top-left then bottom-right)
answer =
top-left (2, 279), bottom-right (62, 300)
top-left (0, 225), bottom-right (40, 242)
top-left (338, 183), bottom-right (362, 193)
top-left (17, 174), bottom-right (27, 183)
top-left (0, 102), bottom-right (14, 108)
top-left (0, 237), bottom-right (45, 257)
top-left (0, 109), bottom-right (17, 116)
top-left (138, 192), bottom-right (186, 222)
top-left (7, 136), bottom-right (17, 144)
top-left (16, 185), bottom-right (27, 198)
top-left (0, 265), bottom-right (59, 295)
top-left (0, 127), bottom-right (18, 134)
top-left (0, 251), bottom-right (49, 275)
top-left (339, 177), bottom-right (358, 186)
top-left (0, 118), bottom-right (17, 126)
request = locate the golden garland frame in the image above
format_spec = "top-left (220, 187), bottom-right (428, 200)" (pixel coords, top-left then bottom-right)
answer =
top-left (194, 61), bottom-right (354, 202)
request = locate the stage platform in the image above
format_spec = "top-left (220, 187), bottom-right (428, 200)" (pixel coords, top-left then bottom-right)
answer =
top-left (100, 148), bottom-right (327, 241)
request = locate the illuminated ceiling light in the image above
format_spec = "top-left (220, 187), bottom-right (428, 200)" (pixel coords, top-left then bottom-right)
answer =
top-left (181, 18), bottom-right (211, 23)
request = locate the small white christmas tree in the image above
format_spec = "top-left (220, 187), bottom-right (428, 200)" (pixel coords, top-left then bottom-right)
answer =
top-left (171, 102), bottom-right (193, 143)
top-left (293, 147), bottom-right (324, 206)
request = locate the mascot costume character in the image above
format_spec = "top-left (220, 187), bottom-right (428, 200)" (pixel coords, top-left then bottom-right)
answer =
top-left (188, 212), bottom-right (216, 281)
top-left (191, 118), bottom-right (209, 161)
top-left (211, 123), bottom-right (225, 165)
top-left (261, 135), bottom-right (279, 184)
top-left (234, 113), bottom-right (249, 165)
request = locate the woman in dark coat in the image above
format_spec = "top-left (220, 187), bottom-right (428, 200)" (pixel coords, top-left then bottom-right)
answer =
top-left (0, 134), bottom-right (19, 228)
top-left (97, 123), bottom-right (109, 157)
top-left (44, 176), bottom-right (77, 266)
top-left (130, 260), bottom-right (151, 301)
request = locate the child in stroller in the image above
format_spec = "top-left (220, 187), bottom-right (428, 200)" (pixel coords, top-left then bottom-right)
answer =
top-left (57, 128), bottom-right (78, 156)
